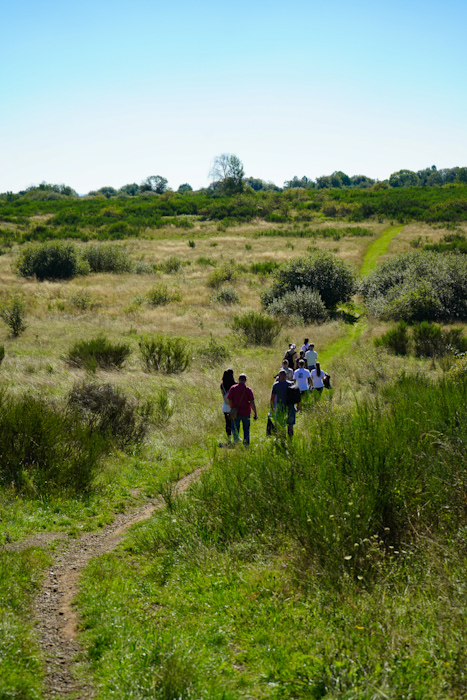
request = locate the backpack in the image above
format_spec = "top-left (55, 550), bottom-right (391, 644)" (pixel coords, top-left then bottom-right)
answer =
top-left (286, 384), bottom-right (301, 405)
top-left (323, 373), bottom-right (331, 389)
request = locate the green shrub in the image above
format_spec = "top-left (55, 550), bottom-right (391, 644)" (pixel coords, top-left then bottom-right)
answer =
top-left (138, 335), bottom-right (190, 373)
top-left (146, 284), bottom-right (181, 306)
top-left (68, 290), bottom-right (97, 311)
top-left (197, 256), bottom-right (217, 267)
top-left (207, 264), bottom-right (237, 289)
top-left (250, 260), bottom-right (280, 275)
top-left (196, 334), bottom-right (229, 366)
top-left (265, 287), bottom-right (329, 324)
top-left (360, 251), bottom-right (467, 322)
top-left (160, 256), bottom-right (184, 273)
top-left (231, 310), bottom-right (280, 345)
top-left (261, 250), bottom-right (356, 310)
top-left (210, 287), bottom-right (240, 305)
top-left (134, 260), bottom-right (154, 275)
top-left (0, 345), bottom-right (4, 365)
top-left (0, 392), bottom-right (108, 493)
top-left (67, 381), bottom-right (150, 447)
top-left (0, 298), bottom-right (27, 337)
top-left (67, 335), bottom-right (131, 371)
top-left (188, 240), bottom-right (195, 248)
top-left (411, 322), bottom-right (445, 357)
top-left (374, 321), bottom-right (410, 355)
top-left (81, 244), bottom-right (133, 273)
top-left (14, 241), bottom-right (89, 280)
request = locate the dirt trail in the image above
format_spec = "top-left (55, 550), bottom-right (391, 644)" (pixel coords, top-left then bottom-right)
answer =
top-left (29, 469), bottom-right (202, 698)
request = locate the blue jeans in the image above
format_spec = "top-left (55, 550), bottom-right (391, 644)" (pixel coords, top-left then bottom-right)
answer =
top-left (232, 415), bottom-right (251, 445)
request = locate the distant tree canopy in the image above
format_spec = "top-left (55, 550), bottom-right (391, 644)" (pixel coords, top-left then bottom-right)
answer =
top-left (140, 175), bottom-right (168, 194)
top-left (177, 183), bottom-right (193, 194)
top-left (245, 177), bottom-right (281, 192)
top-left (210, 154), bottom-right (244, 194)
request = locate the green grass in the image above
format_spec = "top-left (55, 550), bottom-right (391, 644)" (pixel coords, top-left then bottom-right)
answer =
top-left (0, 548), bottom-right (50, 700)
top-left (77, 373), bottom-right (467, 698)
top-left (360, 224), bottom-right (404, 276)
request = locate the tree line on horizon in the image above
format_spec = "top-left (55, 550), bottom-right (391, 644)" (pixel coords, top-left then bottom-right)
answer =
top-left (3, 155), bottom-right (467, 202)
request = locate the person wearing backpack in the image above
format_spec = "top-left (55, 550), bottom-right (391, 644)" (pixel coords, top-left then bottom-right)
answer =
top-left (270, 369), bottom-right (300, 438)
top-left (283, 344), bottom-right (297, 370)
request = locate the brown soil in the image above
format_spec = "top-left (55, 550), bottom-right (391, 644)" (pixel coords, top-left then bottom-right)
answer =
top-left (29, 469), bottom-right (202, 698)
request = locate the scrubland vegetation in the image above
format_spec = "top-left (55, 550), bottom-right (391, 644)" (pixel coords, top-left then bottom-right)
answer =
top-left (1, 182), bottom-right (467, 698)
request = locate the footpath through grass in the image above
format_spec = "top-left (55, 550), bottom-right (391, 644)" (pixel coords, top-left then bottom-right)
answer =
top-left (360, 224), bottom-right (404, 276)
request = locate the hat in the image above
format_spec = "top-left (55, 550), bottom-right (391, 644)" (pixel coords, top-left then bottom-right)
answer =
top-left (290, 344), bottom-right (296, 349)
top-left (238, 373), bottom-right (247, 380)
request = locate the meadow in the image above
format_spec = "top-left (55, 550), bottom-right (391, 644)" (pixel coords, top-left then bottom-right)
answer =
top-left (1, 195), bottom-right (467, 699)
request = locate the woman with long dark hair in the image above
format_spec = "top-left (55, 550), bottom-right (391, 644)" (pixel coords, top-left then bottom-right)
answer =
top-left (220, 368), bottom-right (236, 439)
top-left (310, 361), bottom-right (326, 393)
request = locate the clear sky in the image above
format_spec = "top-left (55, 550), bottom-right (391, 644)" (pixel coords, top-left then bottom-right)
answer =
top-left (1, 0), bottom-right (466, 193)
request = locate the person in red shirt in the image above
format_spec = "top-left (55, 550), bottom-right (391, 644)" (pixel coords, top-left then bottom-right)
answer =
top-left (227, 373), bottom-right (258, 446)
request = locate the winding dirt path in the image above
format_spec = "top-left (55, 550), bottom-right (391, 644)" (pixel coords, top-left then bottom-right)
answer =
top-left (23, 469), bottom-right (202, 698)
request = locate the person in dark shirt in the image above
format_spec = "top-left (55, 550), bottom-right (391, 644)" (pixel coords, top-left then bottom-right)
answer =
top-left (270, 369), bottom-right (300, 438)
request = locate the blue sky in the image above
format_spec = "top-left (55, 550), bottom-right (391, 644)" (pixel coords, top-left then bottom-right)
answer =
top-left (1, 0), bottom-right (466, 192)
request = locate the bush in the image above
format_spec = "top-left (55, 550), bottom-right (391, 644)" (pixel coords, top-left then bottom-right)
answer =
top-left (146, 284), bottom-right (181, 306)
top-left (134, 260), bottom-right (154, 274)
top-left (261, 250), bottom-right (356, 310)
top-left (197, 256), bottom-right (217, 267)
top-left (68, 290), bottom-right (97, 311)
top-left (0, 392), bottom-right (108, 493)
top-left (0, 345), bottom-right (4, 365)
top-left (67, 335), bottom-right (131, 371)
top-left (250, 261), bottom-right (280, 275)
top-left (160, 256), bottom-right (184, 273)
top-left (231, 310), bottom-right (280, 345)
top-left (360, 251), bottom-right (467, 322)
top-left (14, 241), bottom-right (89, 280)
top-left (81, 244), bottom-right (133, 273)
top-left (265, 287), bottom-right (329, 324)
top-left (67, 382), bottom-right (150, 448)
top-left (138, 335), bottom-right (190, 373)
top-left (210, 287), bottom-right (240, 305)
top-left (0, 298), bottom-right (27, 337)
top-left (207, 265), bottom-right (237, 289)
top-left (196, 335), bottom-right (229, 366)
top-left (412, 322), bottom-right (445, 357)
top-left (374, 321), bottom-right (410, 355)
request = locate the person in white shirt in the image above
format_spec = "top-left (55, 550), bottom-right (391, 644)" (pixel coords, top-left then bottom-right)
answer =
top-left (305, 343), bottom-right (318, 370)
top-left (293, 359), bottom-right (311, 395)
top-left (301, 337), bottom-right (310, 353)
top-left (310, 362), bottom-right (327, 392)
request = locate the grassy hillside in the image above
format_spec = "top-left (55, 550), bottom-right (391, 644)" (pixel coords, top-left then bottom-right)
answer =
top-left (1, 214), bottom-right (466, 698)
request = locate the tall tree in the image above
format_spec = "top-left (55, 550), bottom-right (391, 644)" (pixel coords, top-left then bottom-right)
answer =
top-left (210, 154), bottom-right (244, 194)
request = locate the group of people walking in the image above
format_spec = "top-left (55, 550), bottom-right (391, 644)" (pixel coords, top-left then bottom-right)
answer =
top-left (220, 338), bottom-right (329, 445)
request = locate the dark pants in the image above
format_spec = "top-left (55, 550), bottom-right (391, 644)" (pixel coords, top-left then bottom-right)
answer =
top-left (224, 413), bottom-right (232, 438)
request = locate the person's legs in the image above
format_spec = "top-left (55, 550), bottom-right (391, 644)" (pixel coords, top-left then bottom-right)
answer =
top-left (232, 417), bottom-right (241, 442)
top-left (241, 416), bottom-right (251, 446)
top-left (224, 413), bottom-right (232, 438)
top-left (287, 405), bottom-right (296, 439)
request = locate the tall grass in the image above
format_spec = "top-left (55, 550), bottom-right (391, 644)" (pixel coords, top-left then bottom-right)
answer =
top-left (148, 374), bottom-right (467, 584)
top-left (67, 335), bottom-right (131, 371)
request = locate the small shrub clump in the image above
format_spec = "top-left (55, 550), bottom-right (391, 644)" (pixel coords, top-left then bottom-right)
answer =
top-left (197, 335), bottom-right (229, 366)
top-left (265, 287), bottom-right (329, 324)
top-left (210, 287), bottom-right (240, 305)
top-left (139, 334), bottom-right (190, 373)
top-left (0, 297), bottom-right (27, 337)
top-left (374, 321), bottom-right (410, 355)
top-left (68, 381), bottom-right (150, 448)
top-left (231, 310), bottom-right (280, 346)
top-left (207, 265), bottom-right (237, 289)
top-left (160, 256), bottom-right (184, 273)
top-left (146, 284), bottom-right (181, 306)
top-left (68, 290), bottom-right (97, 311)
top-left (81, 244), bottom-right (133, 273)
top-left (14, 241), bottom-right (90, 280)
top-left (0, 345), bottom-right (4, 365)
top-left (67, 335), bottom-right (131, 371)
top-left (261, 250), bottom-right (356, 310)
